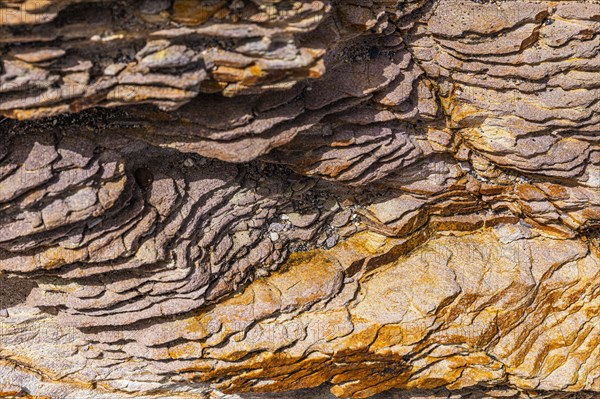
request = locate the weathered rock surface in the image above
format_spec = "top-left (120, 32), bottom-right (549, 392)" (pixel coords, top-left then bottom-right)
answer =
top-left (0, 0), bottom-right (599, 398)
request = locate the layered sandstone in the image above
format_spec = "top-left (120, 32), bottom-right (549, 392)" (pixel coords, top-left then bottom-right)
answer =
top-left (0, 0), bottom-right (599, 398)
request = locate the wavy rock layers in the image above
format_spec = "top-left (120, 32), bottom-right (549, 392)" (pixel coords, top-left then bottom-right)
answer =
top-left (0, 128), bottom-right (361, 329)
top-left (2, 228), bottom-right (600, 398)
top-left (1, 0), bottom-right (600, 399)
top-left (411, 0), bottom-right (600, 187)
top-left (1, 0), bottom-right (332, 118)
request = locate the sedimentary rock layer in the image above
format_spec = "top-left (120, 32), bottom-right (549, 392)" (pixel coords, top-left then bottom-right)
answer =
top-left (0, 0), bottom-right (599, 398)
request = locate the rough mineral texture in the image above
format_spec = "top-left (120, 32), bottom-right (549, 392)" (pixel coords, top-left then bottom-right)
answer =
top-left (0, 0), bottom-right (599, 398)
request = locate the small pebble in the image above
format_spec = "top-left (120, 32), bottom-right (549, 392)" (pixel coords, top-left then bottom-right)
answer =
top-left (323, 198), bottom-right (339, 212)
top-left (269, 232), bottom-right (279, 242)
top-left (331, 209), bottom-right (352, 228)
top-left (324, 234), bottom-right (339, 249)
top-left (269, 222), bottom-right (284, 232)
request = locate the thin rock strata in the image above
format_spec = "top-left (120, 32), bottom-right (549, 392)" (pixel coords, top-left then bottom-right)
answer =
top-left (0, 0), bottom-right (599, 399)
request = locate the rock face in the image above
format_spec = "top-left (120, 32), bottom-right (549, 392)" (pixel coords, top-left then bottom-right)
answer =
top-left (0, 0), bottom-right (599, 398)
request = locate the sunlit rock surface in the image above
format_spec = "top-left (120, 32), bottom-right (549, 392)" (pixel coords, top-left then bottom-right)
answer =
top-left (0, 0), bottom-right (599, 398)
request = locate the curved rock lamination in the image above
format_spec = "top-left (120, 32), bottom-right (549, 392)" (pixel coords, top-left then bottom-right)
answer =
top-left (1, 0), bottom-right (600, 398)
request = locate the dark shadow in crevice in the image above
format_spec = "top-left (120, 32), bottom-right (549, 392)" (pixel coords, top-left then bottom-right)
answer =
top-left (0, 276), bottom-right (38, 310)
